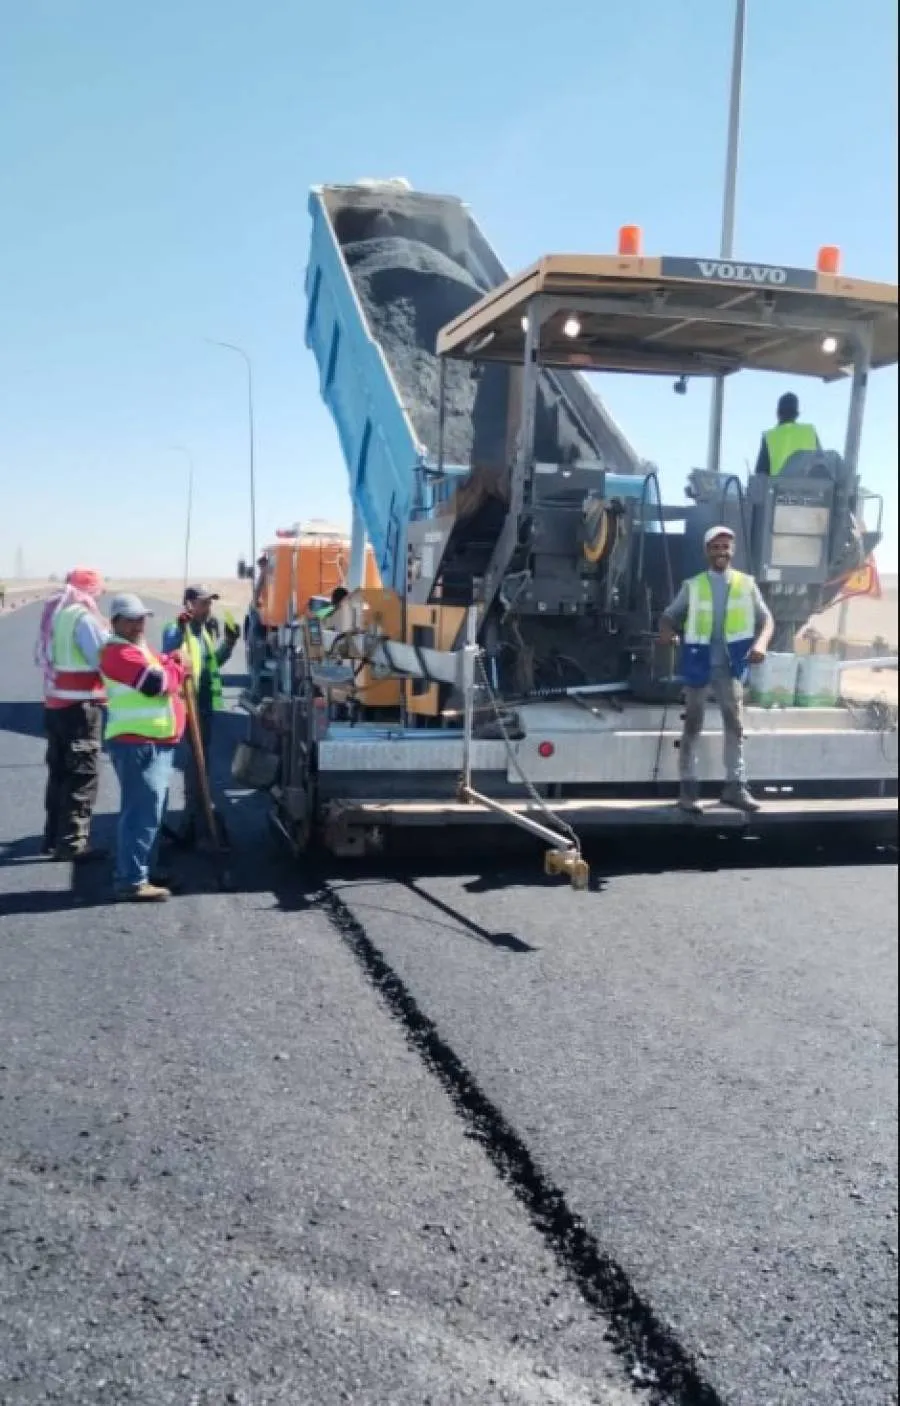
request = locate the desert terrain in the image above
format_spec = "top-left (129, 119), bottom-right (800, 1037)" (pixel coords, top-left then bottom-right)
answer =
top-left (105, 577), bottom-right (252, 621)
top-left (1, 577), bottom-right (251, 622)
top-left (806, 573), bottom-right (898, 649)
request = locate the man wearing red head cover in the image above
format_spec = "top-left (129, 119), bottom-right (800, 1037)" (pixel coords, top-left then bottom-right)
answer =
top-left (35, 567), bottom-right (110, 860)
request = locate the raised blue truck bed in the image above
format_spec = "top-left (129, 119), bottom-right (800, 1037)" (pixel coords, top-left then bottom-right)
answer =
top-left (304, 180), bottom-right (644, 594)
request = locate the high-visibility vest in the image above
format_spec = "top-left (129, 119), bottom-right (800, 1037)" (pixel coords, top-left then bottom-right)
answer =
top-left (102, 639), bottom-right (178, 743)
top-left (164, 622), bottom-right (223, 710)
top-left (680, 570), bottom-right (757, 686)
top-left (764, 422), bottom-right (818, 477)
top-left (47, 604), bottom-right (106, 704)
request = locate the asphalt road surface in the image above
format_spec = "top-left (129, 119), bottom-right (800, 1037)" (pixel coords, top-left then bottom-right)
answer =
top-left (1, 600), bottom-right (897, 1406)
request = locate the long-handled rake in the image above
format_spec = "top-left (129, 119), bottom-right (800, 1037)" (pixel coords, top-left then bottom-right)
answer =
top-left (182, 675), bottom-right (235, 891)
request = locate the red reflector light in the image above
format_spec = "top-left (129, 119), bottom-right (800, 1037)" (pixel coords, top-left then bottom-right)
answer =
top-left (618, 224), bottom-right (643, 256)
top-left (537, 741), bottom-right (555, 759)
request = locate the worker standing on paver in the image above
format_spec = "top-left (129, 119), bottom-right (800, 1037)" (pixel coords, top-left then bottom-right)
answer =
top-left (161, 586), bottom-right (240, 848)
top-left (659, 526), bottom-right (774, 816)
top-left (34, 566), bottom-right (110, 861)
top-left (754, 392), bottom-right (822, 477)
top-left (99, 594), bottom-right (188, 902)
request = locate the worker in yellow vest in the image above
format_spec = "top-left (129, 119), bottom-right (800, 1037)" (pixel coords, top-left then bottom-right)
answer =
top-left (162, 586), bottom-right (240, 848)
top-left (754, 393), bottom-right (822, 478)
top-left (312, 585), bottom-right (349, 621)
top-left (99, 594), bottom-right (189, 901)
top-left (659, 526), bottom-right (773, 816)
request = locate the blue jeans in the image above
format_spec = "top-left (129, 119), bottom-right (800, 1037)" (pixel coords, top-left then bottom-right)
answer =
top-left (108, 742), bottom-right (176, 890)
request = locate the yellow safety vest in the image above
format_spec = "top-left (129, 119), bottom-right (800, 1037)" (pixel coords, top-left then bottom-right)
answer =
top-left (684, 570), bottom-right (755, 646)
top-left (764, 422), bottom-right (819, 477)
top-left (48, 604), bottom-right (106, 703)
top-left (681, 570), bottom-right (757, 686)
top-left (102, 639), bottom-right (178, 743)
top-left (166, 623), bottom-right (224, 710)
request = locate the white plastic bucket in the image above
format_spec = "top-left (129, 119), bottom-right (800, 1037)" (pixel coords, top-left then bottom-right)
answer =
top-left (795, 654), bottom-right (841, 708)
top-left (749, 652), bottom-right (799, 707)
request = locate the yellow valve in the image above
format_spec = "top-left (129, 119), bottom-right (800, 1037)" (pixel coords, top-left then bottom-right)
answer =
top-left (544, 849), bottom-right (590, 891)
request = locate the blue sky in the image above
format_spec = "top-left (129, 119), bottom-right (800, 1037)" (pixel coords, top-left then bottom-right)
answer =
top-left (2, 0), bottom-right (897, 581)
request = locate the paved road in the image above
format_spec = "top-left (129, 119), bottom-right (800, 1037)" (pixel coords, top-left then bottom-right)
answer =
top-left (1, 600), bottom-right (897, 1406)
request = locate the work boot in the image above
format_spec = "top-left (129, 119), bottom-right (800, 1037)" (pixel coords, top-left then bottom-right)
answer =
top-left (114, 882), bottom-right (171, 903)
top-left (677, 783), bottom-right (702, 816)
top-left (720, 783), bottom-right (762, 814)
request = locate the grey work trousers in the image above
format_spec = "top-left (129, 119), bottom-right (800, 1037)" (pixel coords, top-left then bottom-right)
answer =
top-left (680, 672), bottom-right (746, 787)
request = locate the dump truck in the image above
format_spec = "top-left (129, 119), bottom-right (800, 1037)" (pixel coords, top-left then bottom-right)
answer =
top-left (236, 179), bottom-right (898, 883)
top-left (242, 520), bottom-right (383, 700)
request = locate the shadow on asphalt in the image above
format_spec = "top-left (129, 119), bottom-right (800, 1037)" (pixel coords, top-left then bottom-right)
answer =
top-left (0, 701), bottom-right (46, 741)
top-left (296, 829), bottom-right (898, 897)
top-left (209, 790), bottom-right (899, 962)
top-left (0, 684), bottom-right (248, 750)
top-left (2, 702), bottom-right (895, 921)
top-left (2, 779), bottom-right (896, 918)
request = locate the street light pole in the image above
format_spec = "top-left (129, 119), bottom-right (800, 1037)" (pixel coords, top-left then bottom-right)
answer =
top-left (207, 339), bottom-right (257, 569)
top-left (707, 0), bottom-right (748, 474)
top-left (168, 445), bottom-right (195, 587)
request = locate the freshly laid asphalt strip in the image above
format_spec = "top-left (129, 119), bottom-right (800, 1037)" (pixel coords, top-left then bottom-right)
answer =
top-left (0, 602), bottom-right (643, 1406)
top-left (1, 600), bottom-right (897, 1404)
top-left (331, 858), bottom-right (898, 1406)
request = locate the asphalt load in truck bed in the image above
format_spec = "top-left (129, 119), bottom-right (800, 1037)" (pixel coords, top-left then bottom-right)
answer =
top-left (342, 235), bottom-right (598, 470)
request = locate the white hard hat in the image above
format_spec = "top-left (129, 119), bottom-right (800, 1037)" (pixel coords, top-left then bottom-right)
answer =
top-left (703, 524), bottom-right (735, 548)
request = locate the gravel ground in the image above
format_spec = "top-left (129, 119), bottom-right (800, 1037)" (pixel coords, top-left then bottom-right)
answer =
top-left (1, 600), bottom-right (897, 1406)
top-left (341, 227), bottom-right (597, 469)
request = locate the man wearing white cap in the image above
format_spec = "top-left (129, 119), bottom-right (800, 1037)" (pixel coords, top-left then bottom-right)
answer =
top-left (98, 594), bottom-right (189, 901)
top-left (659, 526), bottom-right (773, 814)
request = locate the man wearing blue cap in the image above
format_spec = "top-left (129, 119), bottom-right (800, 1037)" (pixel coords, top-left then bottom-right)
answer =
top-left (162, 586), bottom-right (240, 847)
top-left (659, 526), bottom-right (774, 815)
